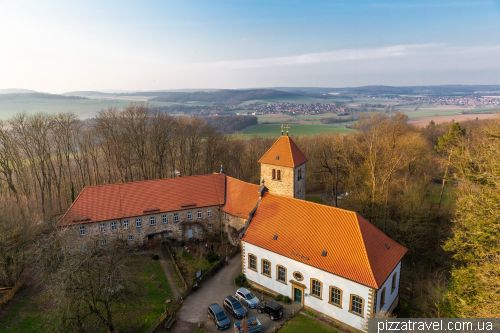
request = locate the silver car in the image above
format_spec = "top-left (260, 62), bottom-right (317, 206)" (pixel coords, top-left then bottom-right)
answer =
top-left (235, 287), bottom-right (259, 309)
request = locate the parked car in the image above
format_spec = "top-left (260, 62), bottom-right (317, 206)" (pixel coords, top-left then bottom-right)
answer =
top-left (223, 295), bottom-right (247, 319)
top-left (207, 303), bottom-right (231, 330)
top-left (235, 287), bottom-right (260, 308)
top-left (257, 301), bottom-right (283, 320)
top-left (234, 317), bottom-right (262, 333)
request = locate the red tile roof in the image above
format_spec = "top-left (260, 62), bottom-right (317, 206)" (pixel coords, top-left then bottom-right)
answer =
top-left (258, 136), bottom-right (308, 168)
top-left (57, 174), bottom-right (226, 226)
top-left (242, 193), bottom-right (407, 289)
top-left (222, 177), bottom-right (260, 219)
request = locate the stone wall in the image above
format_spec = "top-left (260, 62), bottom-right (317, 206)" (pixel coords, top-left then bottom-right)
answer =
top-left (261, 162), bottom-right (306, 199)
top-left (222, 212), bottom-right (248, 245)
top-left (261, 163), bottom-right (294, 198)
top-left (64, 205), bottom-right (222, 251)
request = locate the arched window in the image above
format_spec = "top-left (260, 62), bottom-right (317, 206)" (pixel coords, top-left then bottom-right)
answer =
top-left (310, 279), bottom-right (322, 299)
top-left (329, 286), bottom-right (342, 308)
top-left (298, 168), bottom-right (302, 180)
top-left (380, 287), bottom-right (386, 308)
top-left (248, 254), bottom-right (257, 271)
top-left (350, 294), bottom-right (364, 316)
top-left (276, 265), bottom-right (287, 283)
top-left (392, 272), bottom-right (397, 292)
top-left (261, 259), bottom-right (271, 277)
top-left (277, 170), bottom-right (281, 180)
top-left (272, 169), bottom-right (276, 179)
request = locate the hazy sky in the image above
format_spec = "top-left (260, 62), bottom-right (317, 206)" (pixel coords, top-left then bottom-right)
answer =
top-left (1, 0), bottom-right (499, 93)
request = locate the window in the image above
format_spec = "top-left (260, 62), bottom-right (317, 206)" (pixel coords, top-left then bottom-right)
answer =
top-left (111, 221), bottom-right (117, 231)
top-left (197, 210), bottom-right (202, 219)
top-left (277, 170), bottom-right (281, 181)
top-left (123, 220), bottom-right (129, 229)
top-left (150, 216), bottom-right (156, 226)
top-left (391, 272), bottom-right (397, 292)
top-left (277, 266), bottom-right (286, 283)
top-left (293, 271), bottom-right (303, 281)
top-left (208, 224), bottom-right (213, 229)
top-left (207, 208), bottom-right (212, 217)
top-left (225, 213), bottom-right (230, 221)
top-left (262, 259), bottom-right (270, 277)
top-left (187, 211), bottom-right (192, 220)
top-left (330, 287), bottom-right (342, 307)
top-left (311, 279), bottom-right (322, 298)
top-left (198, 226), bottom-right (203, 233)
top-left (298, 168), bottom-right (302, 180)
top-left (248, 254), bottom-right (257, 270)
top-left (81, 244), bottom-right (87, 252)
top-left (350, 295), bottom-right (364, 316)
top-left (79, 226), bottom-right (86, 236)
top-left (136, 218), bottom-right (142, 228)
top-left (174, 213), bottom-right (179, 222)
top-left (100, 223), bottom-right (106, 232)
top-left (272, 169), bottom-right (276, 179)
top-left (162, 215), bottom-right (168, 224)
top-left (380, 287), bottom-right (386, 308)
top-left (128, 235), bottom-right (133, 241)
top-left (101, 239), bottom-right (107, 245)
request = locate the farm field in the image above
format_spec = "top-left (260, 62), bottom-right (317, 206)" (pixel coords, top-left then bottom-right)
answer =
top-left (0, 97), bottom-right (189, 120)
top-left (239, 123), bottom-right (354, 138)
top-left (408, 114), bottom-right (499, 126)
top-left (239, 95), bottom-right (349, 106)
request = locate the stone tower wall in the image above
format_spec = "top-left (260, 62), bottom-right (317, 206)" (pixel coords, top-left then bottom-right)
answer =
top-left (261, 163), bottom-right (295, 198)
top-left (293, 163), bottom-right (306, 200)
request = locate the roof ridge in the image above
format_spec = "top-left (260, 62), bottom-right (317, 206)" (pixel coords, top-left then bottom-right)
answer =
top-left (264, 192), bottom-right (358, 214)
top-left (226, 176), bottom-right (260, 187)
top-left (81, 173), bottom-right (223, 189)
top-left (354, 213), bottom-right (380, 289)
top-left (57, 187), bottom-right (88, 226)
top-left (286, 136), bottom-right (294, 167)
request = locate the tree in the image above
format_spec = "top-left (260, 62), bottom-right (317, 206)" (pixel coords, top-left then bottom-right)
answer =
top-left (443, 117), bottom-right (500, 317)
top-left (434, 122), bottom-right (465, 209)
top-left (38, 231), bottom-right (139, 332)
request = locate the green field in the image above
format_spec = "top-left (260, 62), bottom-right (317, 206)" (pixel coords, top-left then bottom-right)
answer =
top-left (239, 124), bottom-right (354, 138)
top-left (0, 97), bottom-right (194, 120)
top-left (239, 95), bottom-right (349, 106)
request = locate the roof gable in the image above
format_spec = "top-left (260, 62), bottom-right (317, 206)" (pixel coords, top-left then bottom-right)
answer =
top-left (58, 174), bottom-right (226, 226)
top-left (242, 193), bottom-right (407, 289)
top-left (258, 136), bottom-right (308, 168)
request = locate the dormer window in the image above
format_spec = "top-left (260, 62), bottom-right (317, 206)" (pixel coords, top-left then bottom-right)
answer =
top-left (276, 156), bottom-right (279, 160)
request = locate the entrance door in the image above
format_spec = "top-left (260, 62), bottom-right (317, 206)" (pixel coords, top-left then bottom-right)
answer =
top-left (294, 288), bottom-right (302, 304)
top-left (187, 229), bottom-right (193, 238)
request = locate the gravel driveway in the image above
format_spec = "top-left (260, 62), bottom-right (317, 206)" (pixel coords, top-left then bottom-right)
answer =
top-left (173, 253), bottom-right (302, 333)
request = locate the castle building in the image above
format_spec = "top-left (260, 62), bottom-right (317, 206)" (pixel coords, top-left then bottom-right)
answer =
top-left (58, 134), bottom-right (406, 332)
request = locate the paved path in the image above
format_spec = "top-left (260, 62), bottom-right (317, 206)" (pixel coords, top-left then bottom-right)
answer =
top-left (157, 246), bottom-right (181, 299)
top-left (173, 254), bottom-right (301, 333)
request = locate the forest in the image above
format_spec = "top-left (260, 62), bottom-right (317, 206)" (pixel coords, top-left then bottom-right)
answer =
top-left (0, 103), bottom-right (498, 322)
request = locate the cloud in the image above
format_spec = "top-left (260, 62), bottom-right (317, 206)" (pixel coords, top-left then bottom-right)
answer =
top-left (199, 44), bottom-right (500, 70)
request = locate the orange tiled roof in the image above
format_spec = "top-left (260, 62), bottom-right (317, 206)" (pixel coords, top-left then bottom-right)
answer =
top-left (222, 177), bottom-right (260, 219)
top-left (242, 193), bottom-right (407, 289)
top-left (258, 136), bottom-right (308, 168)
top-left (57, 174), bottom-right (226, 226)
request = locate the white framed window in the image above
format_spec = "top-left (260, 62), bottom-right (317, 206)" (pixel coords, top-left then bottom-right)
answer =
top-left (174, 213), bottom-right (179, 222)
top-left (162, 215), bottom-right (168, 224)
top-left (136, 218), bottom-right (142, 228)
top-left (197, 210), bottom-right (202, 219)
top-left (123, 220), bottom-right (129, 230)
top-left (128, 235), bottom-right (133, 241)
top-left (111, 221), bottom-right (117, 231)
top-left (207, 208), bottom-right (212, 217)
top-left (311, 279), bottom-right (322, 298)
top-left (79, 226), bottom-right (86, 236)
top-left (100, 223), bottom-right (106, 232)
top-left (350, 295), bottom-right (364, 316)
top-left (187, 211), bottom-right (192, 220)
top-left (277, 266), bottom-right (286, 282)
top-left (81, 244), bottom-right (87, 252)
top-left (198, 226), bottom-right (203, 232)
top-left (225, 213), bottom-right (230, 221)
top-left (150, 216), bottom-right (156, 226)
top-left (208, 224), bottom-right (213, 229)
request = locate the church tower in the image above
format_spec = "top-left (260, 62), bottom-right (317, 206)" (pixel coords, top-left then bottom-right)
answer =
top-left (258, 132), bottom-right (308, 200)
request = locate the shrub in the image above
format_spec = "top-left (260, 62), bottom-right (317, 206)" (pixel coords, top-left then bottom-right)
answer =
top-left (235, 273), bottom-right (247, 287)
top-left (181, 241), bottom-right (185, 247)
top-left (275, 294), bottom-right (283, 302)
top-left (282, 296), bottom-right (291, 304)
top-left (152, 254), bottom-right (159, 260)
top-left (243, 281), bottom-right (251, 288)
top-left (207, 251), bottom-right (219, 263)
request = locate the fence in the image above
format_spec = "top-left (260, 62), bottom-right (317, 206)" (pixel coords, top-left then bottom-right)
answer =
top-left (144, 298), bottom-right (182, 333)
top-left (162, 243), bottom-right (188, 290)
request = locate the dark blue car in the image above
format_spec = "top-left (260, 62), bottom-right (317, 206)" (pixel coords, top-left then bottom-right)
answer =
top-left (207, 303), bottom-right (231, 330)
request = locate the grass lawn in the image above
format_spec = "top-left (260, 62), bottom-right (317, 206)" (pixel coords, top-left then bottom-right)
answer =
top-left (240, 124), bottom-right (354, 138)
top-left (0, 253), bottom-right (174, 333)
top-left (173, 248), bottom-right (217, 282)
top-left (280, 314), bottom-right (339, 333)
